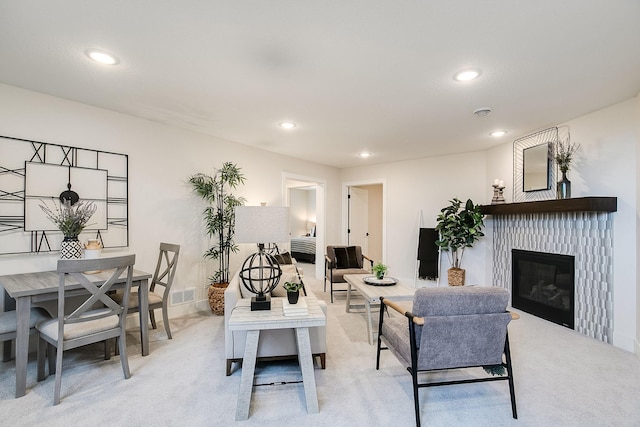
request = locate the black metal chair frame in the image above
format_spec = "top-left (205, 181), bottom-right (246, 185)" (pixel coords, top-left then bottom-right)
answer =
top-left (376, 297), bottom-right (517, 427)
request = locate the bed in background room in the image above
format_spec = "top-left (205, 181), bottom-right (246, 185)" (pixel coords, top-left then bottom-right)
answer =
top-left (290, 236), bottom-right (316, 263)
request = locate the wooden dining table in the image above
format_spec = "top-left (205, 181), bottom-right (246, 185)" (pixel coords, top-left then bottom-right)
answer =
top-left (1, 268), bottom-right (152, 398)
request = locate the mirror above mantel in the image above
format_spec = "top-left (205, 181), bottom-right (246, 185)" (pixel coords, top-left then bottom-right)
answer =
top-left (522, 142), bottom-right (551, 192)
top-left (513, 127), bottom-right (559, 202)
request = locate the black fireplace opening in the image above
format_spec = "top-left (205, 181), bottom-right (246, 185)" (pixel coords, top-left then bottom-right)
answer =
top-left (512, 249), bottom-right (575, 329)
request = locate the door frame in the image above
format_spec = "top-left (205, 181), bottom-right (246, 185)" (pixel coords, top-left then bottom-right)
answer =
top-left (342, 179), bottom-right (386, 263)
top-left (283, 172), bottom-right (326, 279)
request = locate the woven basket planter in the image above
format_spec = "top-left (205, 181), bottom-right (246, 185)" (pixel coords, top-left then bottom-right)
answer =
top-left (208, 283), bottom-right (228, 315)
top-left (447, 267), bottom-right (465, 286)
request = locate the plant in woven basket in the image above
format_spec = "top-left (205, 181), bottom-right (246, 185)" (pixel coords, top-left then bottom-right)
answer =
top-left (435, 198), bottom-right (484, 286)
top-left (189, 162), bottom-right (246, 314)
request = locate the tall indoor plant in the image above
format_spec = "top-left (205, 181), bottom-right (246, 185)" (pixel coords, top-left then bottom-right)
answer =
top-left (188, 162), bottom-right (246, 314)
top-left (435, 198), bottom-right (485, 286)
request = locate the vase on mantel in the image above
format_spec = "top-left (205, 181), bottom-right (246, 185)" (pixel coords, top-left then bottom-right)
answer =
top-left (557, 171), bottom-right (571, 199)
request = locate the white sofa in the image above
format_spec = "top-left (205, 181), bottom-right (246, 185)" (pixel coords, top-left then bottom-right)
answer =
top-left (224, 268), bottom-right (327, 376)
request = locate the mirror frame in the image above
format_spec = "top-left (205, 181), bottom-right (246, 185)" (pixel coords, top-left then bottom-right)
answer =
top-left (513, 127), bottom-right (558, 202)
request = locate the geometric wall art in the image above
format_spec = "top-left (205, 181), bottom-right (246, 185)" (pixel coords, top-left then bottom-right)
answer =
top-left (0, 135), bottom-right (128, 255)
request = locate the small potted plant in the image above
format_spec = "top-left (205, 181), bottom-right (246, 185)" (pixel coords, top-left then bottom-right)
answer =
top-left (40, 198), bottom-right (97, 259)
top-left (283, 281), bottom-right (304, 304)
top-left (372, 262), bottom-right (388, 280)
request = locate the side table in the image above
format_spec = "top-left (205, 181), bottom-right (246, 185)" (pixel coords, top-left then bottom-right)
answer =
top-left (228, 296), bottom-right (326, 420)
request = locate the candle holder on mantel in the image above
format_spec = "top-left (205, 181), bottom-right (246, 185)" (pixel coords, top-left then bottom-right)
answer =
top-left (491, 184), bottom-right (506, 204)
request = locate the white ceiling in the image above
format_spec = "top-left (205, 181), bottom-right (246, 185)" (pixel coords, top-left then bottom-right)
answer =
top-left (1, 1), bottom-right (639, 169)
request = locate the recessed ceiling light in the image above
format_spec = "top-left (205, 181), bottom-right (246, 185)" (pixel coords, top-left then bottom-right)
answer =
top-left (453, 69), bottom-right (481, 81)
top-left (490, 130), bottom-right (508, 137)
top-left (279, 122), bottom-right (296, 129)
top-left (359, 152), bottom-right (371, 158)
top-left (86, 49), bottom-right (119, 65)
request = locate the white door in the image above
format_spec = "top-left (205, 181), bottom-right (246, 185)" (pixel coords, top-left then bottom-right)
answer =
top-left (348, 186), bottom-right (369, 255)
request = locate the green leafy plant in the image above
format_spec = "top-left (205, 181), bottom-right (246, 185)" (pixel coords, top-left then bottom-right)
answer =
top-left (40, 199), bottom-right (97, 239)
top-left (435, 198), bottom-right (485, 269)
top-left (188, 162), bottom-right (246, 285)
top-left (372, 262), bottom-right (388, 279)
top-left (283, 281), bottom-right (304, 292)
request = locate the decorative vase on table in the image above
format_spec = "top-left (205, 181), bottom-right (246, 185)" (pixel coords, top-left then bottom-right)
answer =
top-left (60, 237), bottom-right (83, 259)
top-left (557, 171), bottom-right (571, 199)
top-left (287, 290), bottom-right (300, 305)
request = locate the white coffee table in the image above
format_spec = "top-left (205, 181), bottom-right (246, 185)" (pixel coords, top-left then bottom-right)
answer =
top-left (228, 296), bottom-right (326, 420)
top-left (344, 274), bottom-right (416, 344)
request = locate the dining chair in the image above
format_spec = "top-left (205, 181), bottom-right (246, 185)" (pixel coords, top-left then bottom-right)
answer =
top-left (1, 307), bottom-right (51, 361)
top-left (113, 243), bottom-right (180, 339)
top-left (36, 254), bottom-right (136, 405)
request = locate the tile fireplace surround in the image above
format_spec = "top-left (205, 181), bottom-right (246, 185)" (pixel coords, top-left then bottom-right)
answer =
top-left (481, 197), bottom-right (617, 344)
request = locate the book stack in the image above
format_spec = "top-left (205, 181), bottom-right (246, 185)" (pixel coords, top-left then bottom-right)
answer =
top-left (282, 297), bottom-right (309, 316)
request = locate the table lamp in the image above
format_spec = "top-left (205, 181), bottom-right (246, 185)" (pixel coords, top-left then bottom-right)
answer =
top-left (235, 206), bottom-right (289, 310)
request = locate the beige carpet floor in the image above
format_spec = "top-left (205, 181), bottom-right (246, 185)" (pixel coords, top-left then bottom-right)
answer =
top-left (1, 269), bottom-right (640, 426)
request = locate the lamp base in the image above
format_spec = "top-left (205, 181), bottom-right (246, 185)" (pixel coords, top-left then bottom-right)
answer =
top-left (251, 295), bottom-right (271, 311)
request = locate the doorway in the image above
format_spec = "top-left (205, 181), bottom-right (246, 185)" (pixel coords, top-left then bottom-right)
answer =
top-left (344, 182), bottom-right (384, 263)
top-left (283, 173), bottom-right (326, 279)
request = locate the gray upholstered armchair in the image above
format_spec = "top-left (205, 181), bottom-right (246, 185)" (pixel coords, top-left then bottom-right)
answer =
top-left (324, 245), bottom-right (373, 303)
top-left (376, 286), bottom-right (517, 427)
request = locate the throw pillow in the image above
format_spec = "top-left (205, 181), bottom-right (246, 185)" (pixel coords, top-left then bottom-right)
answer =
top-left (334, 246), bottom-right (360, 269)
top-left (274, 251), bottom-right (293, 265)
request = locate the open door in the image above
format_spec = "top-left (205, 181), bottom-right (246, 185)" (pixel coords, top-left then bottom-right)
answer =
top-left (348, 186), bottom-right (369, 255)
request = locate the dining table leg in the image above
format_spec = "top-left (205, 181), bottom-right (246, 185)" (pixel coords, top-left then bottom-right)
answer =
top-left (2, 289), bottom-right (15, 362)
top-left (137, 278), bottom-right (150, 356)
top-left (14, 296), bottom-right (31, 398)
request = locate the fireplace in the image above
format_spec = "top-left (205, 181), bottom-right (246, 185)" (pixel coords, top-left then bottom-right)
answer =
top-left (512, 249), bottom-right (575, 329)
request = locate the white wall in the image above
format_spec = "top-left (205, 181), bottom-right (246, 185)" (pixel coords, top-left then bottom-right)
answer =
top-left (288, 188), bottom-right (316, 237)
top-left (340, 151), bottom-right (488, 285)
top-left (0, 84), bottom-right (341, 316)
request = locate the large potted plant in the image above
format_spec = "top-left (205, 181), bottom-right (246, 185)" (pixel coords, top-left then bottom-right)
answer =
top-left (435, 198), bottom-right (485, 286)
top-left (188, 162), bottom-right (246, 314)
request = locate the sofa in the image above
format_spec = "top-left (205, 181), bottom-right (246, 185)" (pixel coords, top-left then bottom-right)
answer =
top-left (224, 265), bottom-right (327, 376)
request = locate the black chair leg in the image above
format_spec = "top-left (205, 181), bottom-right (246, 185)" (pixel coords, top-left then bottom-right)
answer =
top-left (504, 334), bottom-right (518, 419)
top-left (411, 368), bottom-right (421, 427)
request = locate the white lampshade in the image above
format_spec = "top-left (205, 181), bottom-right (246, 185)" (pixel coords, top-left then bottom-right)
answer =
top-left (234, 206), bottom-right (289, 243)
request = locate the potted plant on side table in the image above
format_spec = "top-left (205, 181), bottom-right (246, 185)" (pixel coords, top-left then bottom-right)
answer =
top-left (283, 281), bottom-right (304, 304)
top-left (188, 162), bottom-right (246, 315)
top-left (435, 198), bottom-right (485, 286)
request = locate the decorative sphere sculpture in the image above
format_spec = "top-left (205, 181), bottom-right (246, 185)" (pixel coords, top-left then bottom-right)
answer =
top-left (239, 251), bottom-right (282, 296)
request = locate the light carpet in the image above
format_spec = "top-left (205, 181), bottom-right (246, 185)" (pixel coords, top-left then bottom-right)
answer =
top-left (1, 274), bottom-right (640, 426)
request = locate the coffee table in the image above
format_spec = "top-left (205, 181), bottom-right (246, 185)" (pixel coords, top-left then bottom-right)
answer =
top-left (344, 274), bottom-right (416, 344)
